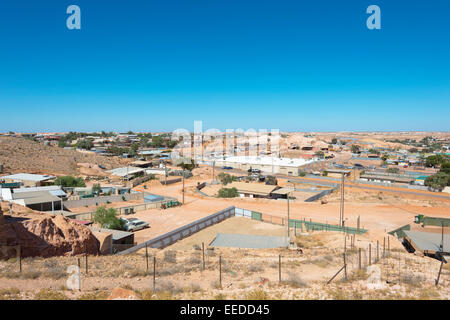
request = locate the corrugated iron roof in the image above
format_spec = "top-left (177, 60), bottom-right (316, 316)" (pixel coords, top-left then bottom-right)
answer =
top-left (227, 182), bottom-right (279, 196)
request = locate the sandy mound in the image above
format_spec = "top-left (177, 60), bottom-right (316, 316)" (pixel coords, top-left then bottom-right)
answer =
top-left (107, 287), bottom-right (141, 300)
top-left (3, 215), bottom-right (99, 258)
top-left (77, 163), bottom-right (109, 177)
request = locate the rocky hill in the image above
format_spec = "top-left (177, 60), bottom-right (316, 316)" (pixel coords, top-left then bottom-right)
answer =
top-left (0, 136), bottom-right (126, 176)
top-left (0, 202), bottom-right (99, 258)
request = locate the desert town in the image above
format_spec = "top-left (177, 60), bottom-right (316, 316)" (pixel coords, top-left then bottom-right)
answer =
top-left (0, 131), bottom-right (449, 300)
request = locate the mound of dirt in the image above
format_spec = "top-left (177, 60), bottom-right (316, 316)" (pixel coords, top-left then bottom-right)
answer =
top-left (3, 215), bottom-right (99, 258)
top-left (107, 287), bottom-right (141, 300)
top-left (0, 136), bottom-right (126, 176)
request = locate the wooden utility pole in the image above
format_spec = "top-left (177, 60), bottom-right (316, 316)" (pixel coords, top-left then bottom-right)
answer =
top-left (287, 192), bottom-right (290, 238)
top-left (153, 257), bottom-right (156, 292)
top-left (340, 173), bottom-right (345, 227)
top-left (182, 169), bottom-right (185, 204)
top-left (212, 161), bottom-right (215, 184)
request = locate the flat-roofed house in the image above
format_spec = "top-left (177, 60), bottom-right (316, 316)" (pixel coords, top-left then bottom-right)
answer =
top-left (0, 173), bottom-right (56, 187)
top-left (227, 182), bottom-right (280, 198)
top-left (11, 190), bottom-right (63, 212)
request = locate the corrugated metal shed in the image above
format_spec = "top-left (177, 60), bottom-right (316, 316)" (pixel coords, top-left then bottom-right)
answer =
top-left (210, 233), bottom-right (289, 249)
top-left (271, 187), bottom-right (295, 195)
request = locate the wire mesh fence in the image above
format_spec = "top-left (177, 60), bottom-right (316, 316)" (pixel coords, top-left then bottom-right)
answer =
top-left (0, 237), bottom-right (447, 297)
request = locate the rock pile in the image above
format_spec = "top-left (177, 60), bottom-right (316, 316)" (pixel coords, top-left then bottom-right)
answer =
top-left (3, 215), bottom-right (99, 258)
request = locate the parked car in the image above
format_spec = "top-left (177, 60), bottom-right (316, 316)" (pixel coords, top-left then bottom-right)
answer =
top-left (120, 218), bottom-right (149, 232)
top-left (222, 166), bottom-right (233, 170)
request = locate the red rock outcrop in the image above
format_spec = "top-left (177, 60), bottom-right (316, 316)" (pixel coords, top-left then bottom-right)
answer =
top-left (3, 215), bottom-right (99, 258)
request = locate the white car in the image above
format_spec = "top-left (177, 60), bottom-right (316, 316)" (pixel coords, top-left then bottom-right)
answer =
top-left (120, 218), bottom-right (149, 232)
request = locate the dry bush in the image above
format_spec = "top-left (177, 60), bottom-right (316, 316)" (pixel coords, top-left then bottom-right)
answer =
top-left (214, 293), bottom-right (226, 300)
top-left (248, 264), bottom-right (264, 273)
top-left (308, 257), bottom-right (330, 268)
top-left (163, 250), bottom-right (177, 263)
top-left (156, 280), bottom-right (183, 295)
top-left (78, 291), bottom-right (110, 300)
top-left (295, 234), bottom-right (324, 248)
top-left (210, 280), bottom-right (222, 290)
top-left (0, 288), bottom-right (21, 300)
top-left (282, 272), bottom-right (308, 288)
top-left (399, 274), bottom-right (426, 287)
top-left (188, 256), bottom-right (202, 265)
top-left (186, 283), bottom-right (201, 293)
top-left (158, 264), bottom-right (184, 276)
top-left (326, 287), bottom-right (350, 300)
top-left (246, 288), bottom-right (269, 300)
top-left (34, 289), bottom-right (68, 300)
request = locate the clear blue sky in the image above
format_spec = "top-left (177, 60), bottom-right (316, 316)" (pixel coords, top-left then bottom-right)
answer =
top-left (0, 0), bottom-right (449, 132)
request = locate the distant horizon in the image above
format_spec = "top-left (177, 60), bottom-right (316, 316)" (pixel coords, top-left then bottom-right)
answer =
top-left (2, 130), bottom-right (449, 135)
top-left (1, 1), bottom-right (449, 132)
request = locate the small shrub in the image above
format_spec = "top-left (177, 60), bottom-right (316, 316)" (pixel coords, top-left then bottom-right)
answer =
top-left (163, 250), bottom-right (177, 263)
top-left (217, 187), bottom-right (239, 198)
top-left (248, 264), bottom-right (264, 273)
top-left (78, 291), bottom-right (110, 300)
top-left (34, 289), bottom-right (68, 300)
top-left (246, 288), bottom-right (269, 300)
top-left (282, 272), bottom-right (308, 288)
top-left (210, 280), bottom-right (222, 290)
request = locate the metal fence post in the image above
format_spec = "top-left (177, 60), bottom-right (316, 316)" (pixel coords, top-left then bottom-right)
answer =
top-left (377, 240), bottom-right (379, 262)
top-left (85, 244), bottom-right (88, 275)
top-left (219, 256), bottom-right (222, 287)
top-left (18, 246), bottom-right (22, 273)
top-left (202, 242), bottom-right (205, 270)
top-left (358, 248), bottom-right (361, 270)
top-left (153, 256), bottom-right (156, 292)
top-left (145, 243), bottom-right (149, 271)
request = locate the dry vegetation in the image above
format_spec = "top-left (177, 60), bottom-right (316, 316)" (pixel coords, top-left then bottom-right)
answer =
top-left (1, 231), bottom-right (448, 300)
